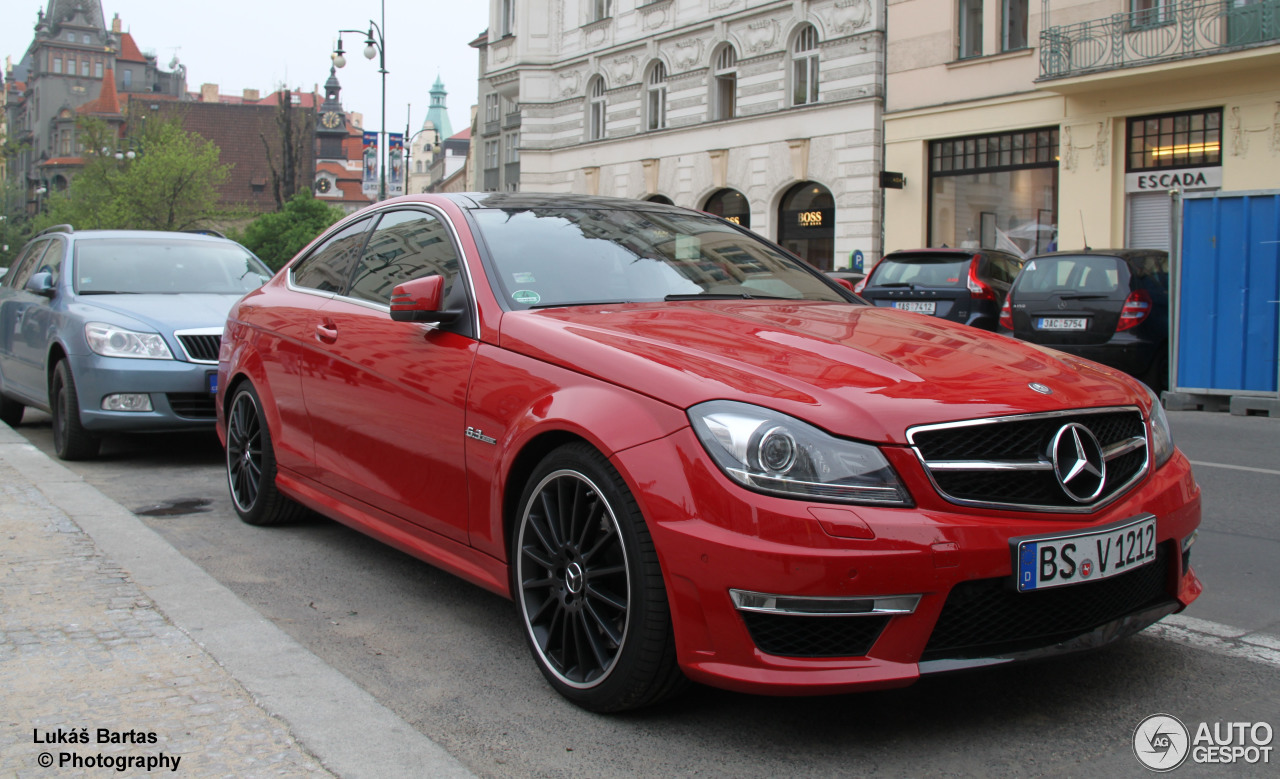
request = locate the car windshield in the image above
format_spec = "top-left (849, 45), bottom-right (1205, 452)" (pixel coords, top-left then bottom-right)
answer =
top-left (74, 238), bottom-right (273, 295)
top-left (870, 254), bottom-right (970, 287)
top-left (1016, 255), bottom-right (1126, 294)
top-left (470, 207), bottom-right (848, 309)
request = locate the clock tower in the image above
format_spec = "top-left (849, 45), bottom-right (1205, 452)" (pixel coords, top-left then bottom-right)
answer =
top-left (316, 66), bottom-right (347, 161)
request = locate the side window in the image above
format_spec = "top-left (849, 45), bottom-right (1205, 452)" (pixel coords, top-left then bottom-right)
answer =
top-left (290, 218), bottom-right (373, 293)
top-left (34, 238), bottom-right (65, 288)
top-left (6, 240), bottom-right (51, 290)
top-left (348, 210), bottom-right (462, 305)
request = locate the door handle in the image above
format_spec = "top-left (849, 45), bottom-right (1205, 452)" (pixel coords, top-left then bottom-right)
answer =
top-left (314, 322), bottom-right (338, 343)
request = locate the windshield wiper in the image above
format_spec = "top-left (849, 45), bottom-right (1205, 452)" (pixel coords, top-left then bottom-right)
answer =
top-left (664, 292), bottom-right (788, 301)
top-left (79, 290), bottom-right (140, 295)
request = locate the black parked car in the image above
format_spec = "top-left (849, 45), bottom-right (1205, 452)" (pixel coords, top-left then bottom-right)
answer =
top-left (855, 248), bottom-right (1023, 331)
top-left (1000, 249), bottom-right (1169, 391)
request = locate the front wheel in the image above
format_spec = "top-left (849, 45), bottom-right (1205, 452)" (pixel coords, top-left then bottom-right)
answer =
top-left (51, 361), bottom-right (100, 460)
top-left (512, 443), bottom-right (686, 712)
top-left (226, 383), bottom-right (304, 526)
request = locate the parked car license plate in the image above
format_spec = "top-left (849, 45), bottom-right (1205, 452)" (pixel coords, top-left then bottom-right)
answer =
top-left (894, 301), bottom-right (936, 314)
top-left (1037, 317), bottom-right (1087, 330)
top-left (1014, 515), bottom-right (1157, 592)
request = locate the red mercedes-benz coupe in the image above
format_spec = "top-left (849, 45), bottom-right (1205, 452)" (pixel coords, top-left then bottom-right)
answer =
top-left (216, 193), bottom-right (1201, 712)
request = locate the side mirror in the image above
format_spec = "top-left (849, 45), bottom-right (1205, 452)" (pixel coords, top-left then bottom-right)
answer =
top-left (25, 271), bottom-right (56, 298)
top-left (834, 278), bottom-right (856, 293)
top-left (390, 275), bottom-right (460, 323)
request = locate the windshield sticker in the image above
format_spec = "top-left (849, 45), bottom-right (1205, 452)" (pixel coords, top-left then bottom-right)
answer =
top-left (1026, 261), bottom-right (1037, 272)
top-left (512, 272), bottom-right (536, 283)
top-left (512, 289), bottom-right (541, 305)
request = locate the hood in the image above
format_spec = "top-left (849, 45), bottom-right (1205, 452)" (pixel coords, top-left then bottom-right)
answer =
top-left (70, 292), bottom-right (246, 334)
top-left (498, 301), bottom-right (1147, 444)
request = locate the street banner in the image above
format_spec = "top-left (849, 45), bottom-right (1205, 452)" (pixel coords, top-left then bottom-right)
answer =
top-left (387, 132), bottom-right (405, 197)
top-left (362, 131), bottom-right (379, 199)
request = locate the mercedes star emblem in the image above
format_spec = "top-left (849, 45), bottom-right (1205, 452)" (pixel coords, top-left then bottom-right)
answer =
top-left (1050, 423), bottom-right (1106, 503)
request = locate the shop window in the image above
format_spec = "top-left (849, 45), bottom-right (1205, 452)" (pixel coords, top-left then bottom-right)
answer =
top-left (928, 128), bottom-right (1060, 257)
top-left (703, 188), bottom-right (751, 228)
top-left (1127, 108), bottom-right (1222, 171)
top-left (778, 182), bottom-right (834, 271)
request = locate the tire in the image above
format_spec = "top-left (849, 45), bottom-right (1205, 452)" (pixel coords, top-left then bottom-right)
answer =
top-left (0, 393), bottom-right (24, 427)
top-left (50, 361), bottom-right (100, 460)
top-left (512, 442), bottom-right (686, 712)
top-left (1143, 349), bottom-right (1169, 395)
top-left (225, 383), bottom-right (304, 526)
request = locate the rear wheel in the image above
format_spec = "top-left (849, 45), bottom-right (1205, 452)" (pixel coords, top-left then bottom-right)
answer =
top-left (226, 383), bottom-right (304, 526)
top-left (0, 394), bottom-right (24, 427)
top-left (512, 443), bottom-right (686, 712)
top-left (51, 361), bottom-right (100, 460)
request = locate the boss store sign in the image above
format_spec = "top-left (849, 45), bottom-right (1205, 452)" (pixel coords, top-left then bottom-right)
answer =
top-left (1125, 166), bottom-right (1222, 193)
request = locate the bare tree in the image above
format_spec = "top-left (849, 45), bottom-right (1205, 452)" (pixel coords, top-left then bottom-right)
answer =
top-left (260, 88), bottom-right (317, 210)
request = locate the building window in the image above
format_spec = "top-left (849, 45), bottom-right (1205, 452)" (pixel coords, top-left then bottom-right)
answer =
top-left (485, 140), bottom-right (500, 170)
top-left (485, 94), bottom-right (500, 124)
top-left (588, 76), bottom-right (607, 141)
top-left (791, 25), bottom-right (819, 106)
top-left (82, 34), bottom-right (91, 44)
top-left (958, 0), bottom-right (983, 59)
top-left (1003, 0), bottom-right (1028, 50)
top-left (94, 61), bottom-right (103, 78)
top-left (646, 61), bottom-right (667, 132)
top-left (703, 188), bottom-right (750, 228)
top-left (712, 45), bottom-right (737, 121)
top-left (501, 0), bottom-right (515, 36)
top-left (1131, 0), bottom-right (1173, 27)
top-left (1127, 108), bottom-right (1221, 171)
top-left (590, 0), bottom-right (612, 22)
top-left (53, 57), bottom-right (62, 74)
top-left (81, 60), bottom-right (89, 76)
top-left (506, 132), bottom-right (520, 163)
top-left (123, 69), bottom-right (132, 88)
top-left (929, 128), bottom-right (1060, 256)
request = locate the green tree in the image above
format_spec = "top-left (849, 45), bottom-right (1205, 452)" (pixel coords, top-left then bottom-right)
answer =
top-left (39, 116), bottom-right (231, 232)
top-left (235, 191), bottom-right (342, 270)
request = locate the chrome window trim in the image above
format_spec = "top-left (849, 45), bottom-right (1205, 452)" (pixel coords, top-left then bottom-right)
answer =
top-left (173, 326), bottom-right (223, 365)
top-left (730, 590), bottom-right (920, 618)
top-left (286, 203), bottom-right (482, 338)
top-left (907, 406), bottom-right (1150, 514)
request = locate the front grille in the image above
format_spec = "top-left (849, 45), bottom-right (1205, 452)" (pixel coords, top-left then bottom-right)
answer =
top-left (909, 408), bottom-right (1148, 511)
top-left (167, 393), bottom-right (216, 419)
top-left (921, 545), bottom-right (1173, 661)
top-left (177, 334), bottom-right (220, 363)
top-left (739, 613), bottom-right (889, 658)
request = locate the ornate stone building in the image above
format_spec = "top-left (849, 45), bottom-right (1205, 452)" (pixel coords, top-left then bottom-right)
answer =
top-left (473, 0), bottom-right (886, 271)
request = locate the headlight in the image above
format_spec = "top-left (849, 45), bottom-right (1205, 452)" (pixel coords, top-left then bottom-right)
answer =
top-left (84, 322), bottom-right (174, 360)
top-left (1146, 385), bottom-right (1174, 468)
top-left (688, 400), bottom-right (912, 506)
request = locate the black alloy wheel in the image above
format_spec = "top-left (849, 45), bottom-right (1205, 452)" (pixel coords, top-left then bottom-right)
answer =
top-left (50, 360), bottom-right (100, 460)
top-left (513, 443), bottom-right (685, 712)
top-left (226, 383), bottom-right (302, 526)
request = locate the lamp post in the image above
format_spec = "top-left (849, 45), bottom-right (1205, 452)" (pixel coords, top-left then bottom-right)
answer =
top-left (333, 0), bottom-right (388, 201)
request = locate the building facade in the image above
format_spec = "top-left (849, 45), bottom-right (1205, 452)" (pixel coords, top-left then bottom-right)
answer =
top-left (475, 0), bottom-right (888, 271)
top-left (4, 1), bottom-right (186, 211)
top-left (884, 0), bottom-right (1280, 257)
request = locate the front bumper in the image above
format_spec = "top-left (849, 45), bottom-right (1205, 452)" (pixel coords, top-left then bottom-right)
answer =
top-left (65, 352), bottom-right (218, 433)
top-left (613, 427), bottom-right (1202, 696)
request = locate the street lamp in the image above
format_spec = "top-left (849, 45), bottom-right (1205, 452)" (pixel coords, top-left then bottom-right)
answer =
top-left (333, 0), bottom-right (388, 201)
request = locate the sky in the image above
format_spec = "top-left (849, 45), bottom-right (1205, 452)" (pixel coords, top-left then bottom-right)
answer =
top-left (3, 0), bottom-right (491, 140)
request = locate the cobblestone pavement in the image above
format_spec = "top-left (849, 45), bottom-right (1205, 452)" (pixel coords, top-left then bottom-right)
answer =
top-left (0, 459), bottom-right (335, 778)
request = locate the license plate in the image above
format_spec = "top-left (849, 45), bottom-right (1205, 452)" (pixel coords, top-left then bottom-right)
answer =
top-left (1014, 515), bottom-right (1157, 592)
top-left (1037, 317), bottom-right (1087, 330)
top-left (894, 301), bottom-right (936, 314)
top-left (207, 372), bottom-right (218, 395)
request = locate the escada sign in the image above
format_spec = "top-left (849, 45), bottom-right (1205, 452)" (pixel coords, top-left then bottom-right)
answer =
top-left (1125, 167), bottom-right (1222, 193)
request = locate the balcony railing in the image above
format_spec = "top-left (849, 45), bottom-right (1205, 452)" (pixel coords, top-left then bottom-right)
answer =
top-left (1040, 0), bottom-right (1279, 79)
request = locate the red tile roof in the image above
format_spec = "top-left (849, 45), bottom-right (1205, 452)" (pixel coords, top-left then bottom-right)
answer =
top-left (450, 127), bottom-right (472, 141)
top-left (117, 33), bottom-right (146, 63)
top-left (77, 69), bottom-right (122, 116)
top-left (40, 157), bottom-right (86, 167)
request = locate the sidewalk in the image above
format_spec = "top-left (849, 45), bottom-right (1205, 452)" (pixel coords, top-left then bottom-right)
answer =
top-left (0, 425), bottom-right (473, 778)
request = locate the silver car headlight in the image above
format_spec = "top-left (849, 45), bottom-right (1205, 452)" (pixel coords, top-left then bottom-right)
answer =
top-left (1146, 385), bottom-right (1174, 469)
top-left (85, 322), bottom-right (174, 360)
top-left (688, 400), bottom-right (912, 506)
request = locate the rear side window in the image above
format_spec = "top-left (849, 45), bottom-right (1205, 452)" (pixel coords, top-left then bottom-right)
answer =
top-left (4, 239), bottom-right (51, 289)
top-left (348, 209), bottom-right (462, 305)
top-left (290, 218), bottom-right (373, 293)
top-left (1017, 255), bottom-right (1125, 294)
top-left (872, 255), bottom-right (970, 287)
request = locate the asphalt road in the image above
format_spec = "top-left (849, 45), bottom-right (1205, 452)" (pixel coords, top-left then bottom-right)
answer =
top-left (9, 408), bottom-right (1279, 777)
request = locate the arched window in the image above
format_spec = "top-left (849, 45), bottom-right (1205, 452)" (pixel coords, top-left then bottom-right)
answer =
top-left (712, 45), bottom-right (737, 121)
top-left (645, 194), bottom-right (674, 205)
top-left (703, 188), bottom-right (750, 228)
top-left (646, 61), bottom-right (667, 131)
top-left (791, 24), bottom-right (819, 107)
top-left (778, 181), bottom-right (834, 271)
top-left (588, 76), bottom-right (607, 141)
